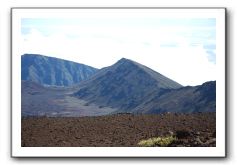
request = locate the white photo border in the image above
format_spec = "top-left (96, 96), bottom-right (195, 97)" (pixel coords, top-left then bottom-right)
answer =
top-left (11, 7), bottom-right (226, 158)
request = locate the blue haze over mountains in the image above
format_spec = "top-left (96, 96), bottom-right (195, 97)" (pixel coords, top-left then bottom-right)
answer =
top-left (21, 54), bottom-right (216, 117)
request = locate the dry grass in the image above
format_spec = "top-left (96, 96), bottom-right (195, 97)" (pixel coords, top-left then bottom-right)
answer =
top-left (138, 136), bottom-right (176, 147)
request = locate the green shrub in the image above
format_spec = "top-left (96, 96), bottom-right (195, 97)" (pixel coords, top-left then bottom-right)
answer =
top-left (138, 136), bottom-right (176, 147)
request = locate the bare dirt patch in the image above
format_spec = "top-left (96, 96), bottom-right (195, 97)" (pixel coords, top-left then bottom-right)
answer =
top-left (22, 112), bottom-right (216, 147)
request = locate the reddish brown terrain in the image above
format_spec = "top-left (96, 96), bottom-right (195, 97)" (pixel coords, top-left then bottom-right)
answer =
top-left (22, 112), bottom-right (216, 147)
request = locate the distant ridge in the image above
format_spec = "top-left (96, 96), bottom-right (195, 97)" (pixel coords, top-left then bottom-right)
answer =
top-left (133, 81), bottom-right (216, 114)
top-left (21, 56), bottom-right (216, 117)
top-left (21, 54), bottom-right (98, 86)
top-left (74, 58), bottom-right (183, 111)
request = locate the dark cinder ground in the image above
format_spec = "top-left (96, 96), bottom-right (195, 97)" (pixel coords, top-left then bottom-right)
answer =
top-left (22, 113), bottom-right (216, 147)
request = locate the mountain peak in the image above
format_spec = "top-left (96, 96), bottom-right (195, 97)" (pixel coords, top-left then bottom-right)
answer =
top-left (119, 57), bottom-right (129, 61)
top-left (74, 57), bottom-right (183, 111)
top-left (113, 58), bottom-right (182, 89)
top-left (115, 58), bottom-right (135, 65)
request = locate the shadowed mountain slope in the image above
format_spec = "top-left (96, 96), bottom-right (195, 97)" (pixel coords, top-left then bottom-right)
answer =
top-left (73, 58), bottom-right (183, 111)
top-left (133, 81), bottom-right (216, 114)
top-left (21, 54), bottom-right (98, 86)
top-left (21, 57), bottom-right (216, 117)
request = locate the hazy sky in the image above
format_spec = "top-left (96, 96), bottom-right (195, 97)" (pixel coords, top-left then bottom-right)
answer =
top-left (21, 13), bottom-right (216, 86)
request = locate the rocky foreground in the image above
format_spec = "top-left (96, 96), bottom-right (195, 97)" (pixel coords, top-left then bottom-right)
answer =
top-left (22, 112), bottom-right (216, 147)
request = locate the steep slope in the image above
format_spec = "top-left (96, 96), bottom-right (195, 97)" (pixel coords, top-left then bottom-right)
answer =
top-left (21, 54), bottom-right (98, 86)
top-left (133, 81), bottom-right (216, 114)
top-left (73, 58), bottom-right (183, 111)
top-left (21, 57), bottom-right (215, 117)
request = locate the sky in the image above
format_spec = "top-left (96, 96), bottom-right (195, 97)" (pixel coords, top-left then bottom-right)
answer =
top-left (20, 13), bottom-right (216, 86)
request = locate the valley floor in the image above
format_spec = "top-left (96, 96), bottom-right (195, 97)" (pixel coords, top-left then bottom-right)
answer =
top-left (21, 112), bottom-right (216, 147)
